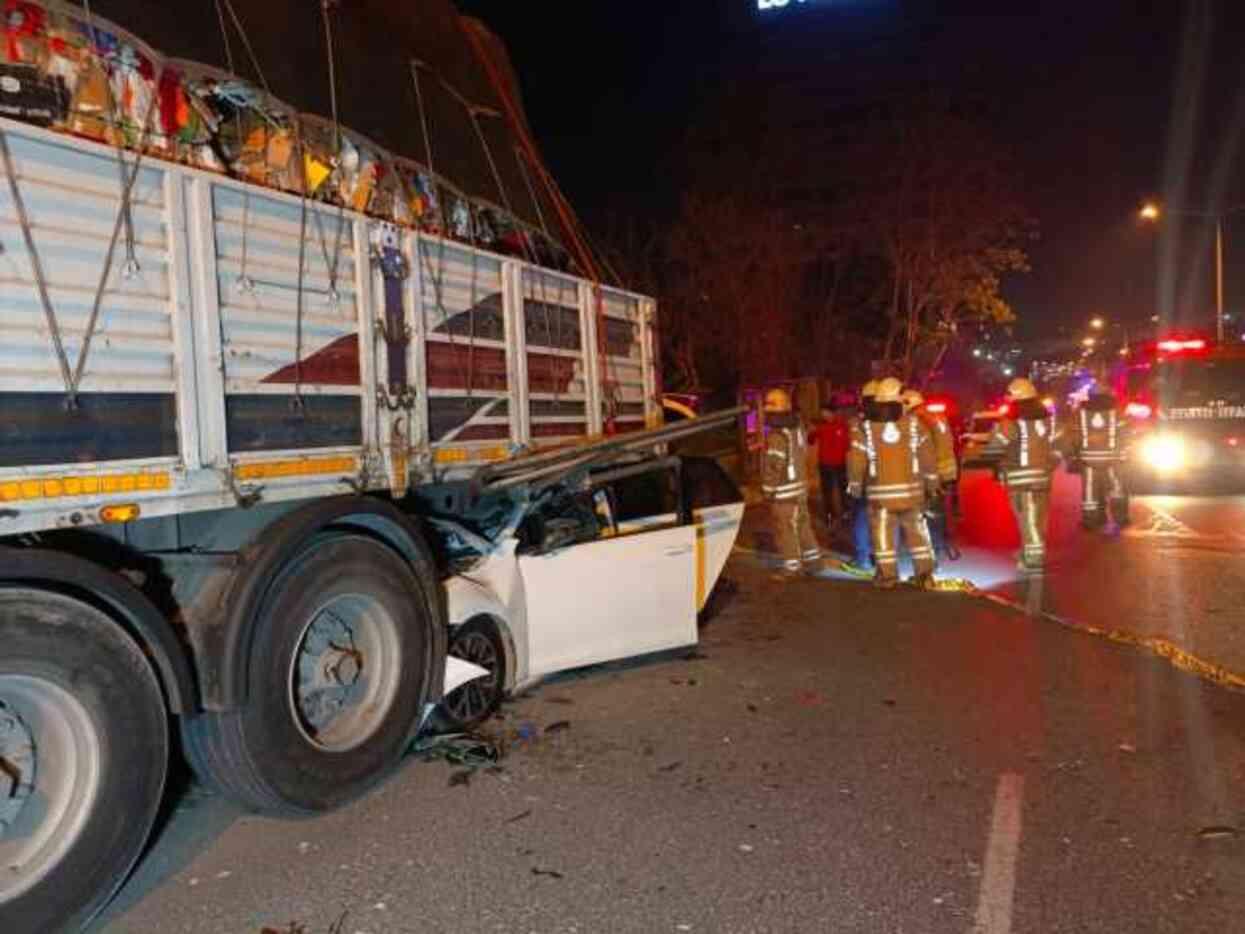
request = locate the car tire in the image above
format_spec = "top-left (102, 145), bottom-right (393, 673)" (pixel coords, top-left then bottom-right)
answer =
top-left (433, 616), bottom-right (508, 732)
top-left (181, 535), bottom-right (435, 815)
top-left (0, 588), bottom-right (168, 934)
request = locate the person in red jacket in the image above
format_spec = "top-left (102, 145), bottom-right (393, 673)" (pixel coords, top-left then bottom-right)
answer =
top-left (809, 396), bottom-right (851, 526)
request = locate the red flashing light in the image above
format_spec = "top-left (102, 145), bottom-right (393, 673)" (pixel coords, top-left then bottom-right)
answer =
top-left (1124, 401), bottom-right (1153, 420)
top-left (925, 401), bottom-right (948, 414)
top-left (1228, 437), bottom-right (1240, 448)
top-left (1157, 338), bottom-right (1207, 354)
top-left (996, 402), bottom-right (1012, 417)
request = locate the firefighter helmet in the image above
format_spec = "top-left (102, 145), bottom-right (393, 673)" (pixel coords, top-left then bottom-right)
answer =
top-left (900, 389), bottom-right (924, 412)
top-left (1006, 378), bottom-right (1038, 401)
top-left (763, 387), bottom-right (792, 413)
top-left (861, 379), bottom-right (880, 399)
top-left (874, 377), bottom-right (904, 403)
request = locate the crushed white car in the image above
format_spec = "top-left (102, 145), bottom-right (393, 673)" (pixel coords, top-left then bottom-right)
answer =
top-left (432, 456), bottom-right (744, 728)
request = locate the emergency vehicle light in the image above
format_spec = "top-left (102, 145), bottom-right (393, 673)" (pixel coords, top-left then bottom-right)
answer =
top-left (1157, 338), bottom-right (1207, 353)
top-left (1124, 401), bottom-right (1153, 419)
top-left (925, 402), bottom-right (947, 414)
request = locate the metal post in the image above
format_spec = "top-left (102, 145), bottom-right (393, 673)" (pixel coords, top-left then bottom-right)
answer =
top-left (1216, 217), bottom-right (1225, 343)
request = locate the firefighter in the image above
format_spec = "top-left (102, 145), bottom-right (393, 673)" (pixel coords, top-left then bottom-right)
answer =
top-left (903, 389), bottom-right (960, 561)
top-left (761, 387), bottom-right (821, 572)
top-left (1074, 385), bottom-right (1130, 530)
top-left (847, 378), bottom-right (939, 588)
top-left (841, 380), bottom-right (880, 578)
top-left (985, 378), bottom-right (1060, 573)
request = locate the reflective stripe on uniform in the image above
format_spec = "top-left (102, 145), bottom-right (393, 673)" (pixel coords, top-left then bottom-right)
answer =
top-left (864, 423), bottom-right (878, 478)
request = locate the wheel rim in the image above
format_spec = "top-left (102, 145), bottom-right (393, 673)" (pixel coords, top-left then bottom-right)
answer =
top-left (0, 676), bottom-right (102, 903)
top-left (288, 594), bottom-right (403, 753)
top-left (443, 628), bottom-right (500, 725)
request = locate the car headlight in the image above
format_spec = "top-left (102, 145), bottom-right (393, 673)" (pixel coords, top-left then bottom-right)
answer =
top-left (1140, 435), bottom-right (1186, 473)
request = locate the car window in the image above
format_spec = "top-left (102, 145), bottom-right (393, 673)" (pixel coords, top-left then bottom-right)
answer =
top-left (516, 490), bottom-right (604, 553)
top-left (681, 456), bottom-right (743, 510)
top-left (608, 465), bottom-right (680, 523)
top-left (970, 416), bottom-right (998, 434)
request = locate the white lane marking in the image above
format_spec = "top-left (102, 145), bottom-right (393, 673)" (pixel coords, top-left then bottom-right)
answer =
top-left (973, 772), bottom-right (1025, 934)
top-left (1130, 501), bottom-right (1201, 539)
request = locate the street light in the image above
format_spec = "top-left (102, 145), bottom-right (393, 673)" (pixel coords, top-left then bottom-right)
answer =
top-left (1082, 336), bottom-right (1096, 348)
top-left (1090, 317), bottom-right (1105, 330)
top-left (1139, 200), bottom-right (1245, 342)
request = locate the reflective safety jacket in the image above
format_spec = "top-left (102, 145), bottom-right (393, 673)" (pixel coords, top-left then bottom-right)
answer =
top-left (762, 416), bottom-right (811, 501)
top-left (986, 404), bottom-right (1060, 490)
top-left (1074, 397), bottom-right (1126, 465)
top-left (847, 412), bottom-right (938, 511)
top-left (918, 411), bottom-right (958, 485)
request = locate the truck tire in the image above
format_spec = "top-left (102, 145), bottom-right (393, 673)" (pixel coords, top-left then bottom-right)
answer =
top-left (0, 588), bottom-right (168, 934)
top-left (181, 535), bottom-right (435, 815)
top-left (434, 616), bottom-right (508, 732)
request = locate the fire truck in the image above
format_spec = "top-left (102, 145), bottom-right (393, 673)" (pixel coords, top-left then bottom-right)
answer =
top-left (1112, 336), bottom-right (1245, 489)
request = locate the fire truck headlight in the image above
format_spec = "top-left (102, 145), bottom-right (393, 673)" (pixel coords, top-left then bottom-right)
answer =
top-left (1140, 435), bottom-right (1187, 473)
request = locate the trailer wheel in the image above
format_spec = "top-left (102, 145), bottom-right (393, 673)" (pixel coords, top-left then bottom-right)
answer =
top-left (434, 616), bottom-right (508, 731)
top-left (0, 588), bottom-right (168, 934)
top-left (181, 535), bottom-right (435, 815)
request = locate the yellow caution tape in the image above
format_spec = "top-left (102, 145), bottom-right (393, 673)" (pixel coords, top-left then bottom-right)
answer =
top-left (979, 592), bottom-right (1245, 692)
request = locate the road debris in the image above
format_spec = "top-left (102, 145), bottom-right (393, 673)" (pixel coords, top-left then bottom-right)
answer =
top-left (505, 809), bottom-right (533, 824)
top-left (531, 867), bottom-right (565, 880)
top-left (545, 720), bottom-right (571, 734)
top-left (407, 732), bottom-right (502, 769)
top-left (1196, 825), bottom-right (1238, 840)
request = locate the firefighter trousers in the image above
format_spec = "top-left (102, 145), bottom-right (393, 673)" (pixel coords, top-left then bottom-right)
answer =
top-left (770, 496), bottom-right (821, 571)
top-left (1080, 465), bottom-right (1129, 527)
top-left (1007, 488), bottom-right (1049, 569)
top-left (868, 503), bottom-right (934, 581)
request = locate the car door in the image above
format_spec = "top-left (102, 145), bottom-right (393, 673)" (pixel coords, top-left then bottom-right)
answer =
top-left (519, 461), bottom-right (697, 679)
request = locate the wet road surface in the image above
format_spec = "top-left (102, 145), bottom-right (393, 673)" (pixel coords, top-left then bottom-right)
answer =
top-left (953, 468), bottom-right (1245, 678)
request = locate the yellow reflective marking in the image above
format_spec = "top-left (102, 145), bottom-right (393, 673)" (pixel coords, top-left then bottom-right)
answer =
top-left (233, 456), bottom-right (357, 482)
top-left (99, 503), bottom-right (141, 523)
top-left (433, 445), bottom-right (510, 465)
top-left (0, 471), bottom-right (173, 502)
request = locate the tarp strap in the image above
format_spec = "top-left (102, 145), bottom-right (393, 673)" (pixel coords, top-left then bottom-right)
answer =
top-left (213, 0), bottom-right (256, 293)
top-left (515, 147), bottom-right (552, 242)
top-left (0, 130), bottom-right (75, 403)
top-left (0, 65), bottom-right (162, 409)
top-left (82, 0), bottom-right (138, 278)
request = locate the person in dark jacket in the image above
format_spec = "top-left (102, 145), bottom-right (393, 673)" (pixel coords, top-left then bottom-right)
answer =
top-left (841, 380), bottom-right (879, 578)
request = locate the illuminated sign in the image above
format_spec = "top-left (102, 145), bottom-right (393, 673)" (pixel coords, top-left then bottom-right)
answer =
top-left (758, 0), bottom-right (812, 9)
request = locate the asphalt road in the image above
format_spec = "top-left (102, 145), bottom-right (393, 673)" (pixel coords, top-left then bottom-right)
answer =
top-left (951, 468), bottom-right (1245, 678)
top-left (95, 557), bottom-right (1245, 934)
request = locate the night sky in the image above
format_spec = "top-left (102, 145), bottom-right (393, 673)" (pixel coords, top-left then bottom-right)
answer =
top-left (459, 0), bottom-right (1245, 346)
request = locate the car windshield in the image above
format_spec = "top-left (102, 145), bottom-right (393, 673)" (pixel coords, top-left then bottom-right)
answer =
top-left (1154, 358), bottom-right (1245, 406)
top-left (970, 416), bottom-right (999, 433)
